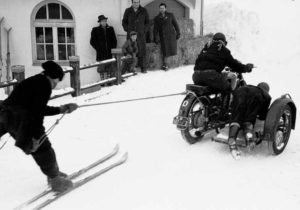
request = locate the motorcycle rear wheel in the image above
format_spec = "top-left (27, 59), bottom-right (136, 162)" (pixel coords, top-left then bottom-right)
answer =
top-left (181, 97), bottom-right (207, 144)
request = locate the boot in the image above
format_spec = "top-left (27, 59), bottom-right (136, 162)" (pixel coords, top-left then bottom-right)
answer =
top-left (57, 171), bottom-right (68, 178)
top-left (48, 172), bottom-right (73, 193)
top-left (48, 176), bottom-right (73, 193)
top-left (141, 67), bottom-right (147, 73)
top-left (243, 122), bottom-right (255, 150)
top-left (228, 123), bottom-right (241, 160)
top-left (161, 64), bottom-right (169, 71)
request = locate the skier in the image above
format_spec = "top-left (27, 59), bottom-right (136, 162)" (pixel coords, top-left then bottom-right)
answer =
top-left (228, 82), bottom-right (271, 159)
top-left (193, 32), bottom-right (254, 94)
top-left (0, 61), bottom-right (78, 192)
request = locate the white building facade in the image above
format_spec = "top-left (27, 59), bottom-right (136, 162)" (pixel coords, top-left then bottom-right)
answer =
top-left (0, 0), bottom-right (201, 87)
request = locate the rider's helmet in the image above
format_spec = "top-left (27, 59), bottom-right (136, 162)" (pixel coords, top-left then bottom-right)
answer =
top-left (257, 82), bottom-right (270, 93)
top-left (213, 32), bottom-right (227, 45)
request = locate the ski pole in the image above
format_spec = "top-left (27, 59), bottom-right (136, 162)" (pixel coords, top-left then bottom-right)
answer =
top-left (0, 136), bottom-right (9, 151)
top-left (30, 112), bottom-right (67, 153)
top-left (1, 111), bottom-right (67, 152)
top-left (79, 92), bottom-right (186, 108)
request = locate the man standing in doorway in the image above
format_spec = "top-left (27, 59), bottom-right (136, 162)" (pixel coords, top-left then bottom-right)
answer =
top-left (122, 0), bottom-right (150, 73)
top-left (153, 3), bottom-right (180, 70)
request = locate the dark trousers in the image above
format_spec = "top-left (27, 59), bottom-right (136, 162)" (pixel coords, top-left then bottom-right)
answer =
top-left (136, 33), bottom-right (147, 69)
top-left (97, 63), bottom-right (115, 80)
top-left (122, 57), bottom-right (137, 74)
top-left (31, 137), bottom-right (59, 178)
top-left (230, 90), bottom-right (261, 125)
top-left (0, 113), bottom-right (59, 178)
top-left (192, 70), bottom-right (231, 94)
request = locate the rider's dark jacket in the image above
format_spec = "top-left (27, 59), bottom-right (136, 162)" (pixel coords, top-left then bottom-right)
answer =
top-left (193, 41), bottom-right (250, 93)
top-left (194, 41), bottom-right (248, 73)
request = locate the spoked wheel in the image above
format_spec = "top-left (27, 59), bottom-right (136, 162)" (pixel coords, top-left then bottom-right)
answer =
top-left (268, 105), bottom-right (292, 155)
top-left (181, 98), bottom-right (207, 144)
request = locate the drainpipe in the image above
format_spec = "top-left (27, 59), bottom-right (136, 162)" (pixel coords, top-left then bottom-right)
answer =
top-left (200, 0), bottom-right (204, 36)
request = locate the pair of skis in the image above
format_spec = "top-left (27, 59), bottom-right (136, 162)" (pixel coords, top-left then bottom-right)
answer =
top-left (15, 144), bottom-right (128, 210)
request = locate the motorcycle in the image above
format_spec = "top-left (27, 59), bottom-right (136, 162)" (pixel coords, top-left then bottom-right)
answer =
top-left (173, 69), bottom-right (296, 155)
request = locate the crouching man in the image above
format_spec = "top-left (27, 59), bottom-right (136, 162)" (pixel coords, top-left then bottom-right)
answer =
top-left (228, 82), bottom-right (271, 159)
top-left (0, 61), bottom-right (78, 192)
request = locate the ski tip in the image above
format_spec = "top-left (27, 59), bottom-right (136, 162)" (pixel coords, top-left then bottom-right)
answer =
top-left (113, 144), bottom-right (120, 153)
top-left (121, 152), bottom-right (129, 162)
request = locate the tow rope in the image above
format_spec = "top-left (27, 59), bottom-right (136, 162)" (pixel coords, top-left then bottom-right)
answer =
top-left (1, 91), bottom-right (186, 151)
top-left (79, 92), bottom-right (186, 108)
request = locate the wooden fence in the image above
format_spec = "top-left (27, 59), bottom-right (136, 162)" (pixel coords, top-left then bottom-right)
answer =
top-left (0, 48), bottom-right (134, 100)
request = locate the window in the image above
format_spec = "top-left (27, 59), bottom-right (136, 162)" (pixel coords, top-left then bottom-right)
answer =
top-left (31, 1), bottom-right (75, 65)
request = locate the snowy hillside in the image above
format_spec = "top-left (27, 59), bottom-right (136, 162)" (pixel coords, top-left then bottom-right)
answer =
top-left (1, 0), bottom-right (300, 210)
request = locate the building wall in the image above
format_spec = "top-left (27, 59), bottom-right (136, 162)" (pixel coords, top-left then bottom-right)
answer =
top-left (0, 0), bottom-right (124, 88)
top-left (0, 0), bottom-right (201, 89)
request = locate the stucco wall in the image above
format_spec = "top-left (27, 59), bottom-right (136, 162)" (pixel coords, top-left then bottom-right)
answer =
top-left (0, 0), bottom-right (202, 89)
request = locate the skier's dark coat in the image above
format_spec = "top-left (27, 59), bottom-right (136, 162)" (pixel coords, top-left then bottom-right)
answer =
top-left (230, 85), bottom-right (272, 125)
top-left (90, 25), bottom-right (117, 61)
top-left (0, 73), bottom-right (62, 177)
top-left (193, 41), bottom-right (249, 93)
top-left (153, 12), bottom-right (180, 57)
top-left (122, 6), bottom-right (149, 68)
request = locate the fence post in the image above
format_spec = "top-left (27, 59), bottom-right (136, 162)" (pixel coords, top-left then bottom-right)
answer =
top-left (11, 65), bottom-right (25, 89)
top-left (69, 56), bottom-right (80, 97)
top-left (111, 48), bottom-right (123, 85)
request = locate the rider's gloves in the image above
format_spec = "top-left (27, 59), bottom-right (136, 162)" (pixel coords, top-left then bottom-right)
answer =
top-left (245, 63), bottom-right (254, 72)
top-left (60, 103), bottom-right (78, 113)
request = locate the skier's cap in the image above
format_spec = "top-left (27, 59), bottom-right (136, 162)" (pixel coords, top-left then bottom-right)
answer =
top-left (257, 82), bottom-right (270, 93)
top-left (213, 32), bottom-right (227, 43)
top-left (42, 61), bottom-right (64, 81)
top-left (98, 15), bottom-right (108, 22)
top-left (130, 31), bottom-right (137, 36)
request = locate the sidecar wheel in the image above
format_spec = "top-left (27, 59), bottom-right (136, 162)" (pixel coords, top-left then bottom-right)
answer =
top-left (268, 105), bottom-right (292, 155)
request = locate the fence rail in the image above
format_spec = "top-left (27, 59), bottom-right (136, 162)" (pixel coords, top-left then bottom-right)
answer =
top-left (0, 79), bottom-right (18, 88)
top-left (0, 48), bottom-right (134, 100)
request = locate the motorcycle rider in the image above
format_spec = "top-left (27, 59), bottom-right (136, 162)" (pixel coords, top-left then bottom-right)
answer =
top-left (228, 82), bottom-right (272, 158)
top-left (193, 32), bottom-right (253, 94)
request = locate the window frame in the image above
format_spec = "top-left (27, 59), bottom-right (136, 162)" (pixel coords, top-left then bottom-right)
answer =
top-left (31, 0), bottom-right (76, 66)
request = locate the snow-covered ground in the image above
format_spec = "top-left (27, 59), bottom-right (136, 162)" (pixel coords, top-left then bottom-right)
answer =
top-left (1, 0), bottom-right (300, 209)
top-left (1, 65), bottom-right (300, 210)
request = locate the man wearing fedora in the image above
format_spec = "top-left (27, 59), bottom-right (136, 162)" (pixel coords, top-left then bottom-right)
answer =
top-left (90, 15), bottom-right (117, 79)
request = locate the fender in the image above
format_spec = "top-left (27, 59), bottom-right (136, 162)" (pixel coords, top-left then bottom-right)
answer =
top-left (263, 94), bottom-right (296, 142)
top-left (177, 93), bottom-right (197, 117)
